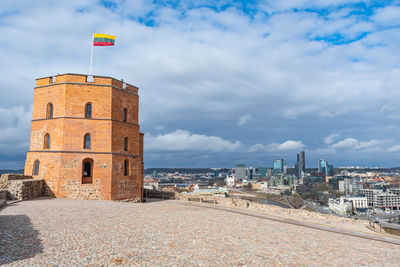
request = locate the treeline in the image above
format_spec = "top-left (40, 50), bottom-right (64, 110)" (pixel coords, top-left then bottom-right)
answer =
top-left (144, 168), bottom-right (231, 175)
top-left (0, 169), bottom-right (24, 175)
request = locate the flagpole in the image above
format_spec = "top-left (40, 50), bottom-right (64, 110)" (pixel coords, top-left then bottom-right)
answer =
top-left (89, 34), bottom-right (94, 76)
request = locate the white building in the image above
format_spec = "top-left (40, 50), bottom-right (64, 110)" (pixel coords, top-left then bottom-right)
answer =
top-left (225, 175), bottom-right (236, 187)
top-left (373, 193), bottom-right (400, 211)
top-left (328, 197), bottom-right (353, 215)
top-left (356, 189), bottom-right (384, 208)
top-left (389, 188), bottom-right (400, 196)
top-left (345, 196), bottom-right (368, 213)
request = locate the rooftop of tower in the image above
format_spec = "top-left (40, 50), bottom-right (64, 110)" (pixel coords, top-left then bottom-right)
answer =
top-left (35, 73), bottom-right (138, 94)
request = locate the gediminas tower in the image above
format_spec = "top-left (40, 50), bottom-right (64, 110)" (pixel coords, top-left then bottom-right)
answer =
top-left (24, 73), bottom-right (144, 201)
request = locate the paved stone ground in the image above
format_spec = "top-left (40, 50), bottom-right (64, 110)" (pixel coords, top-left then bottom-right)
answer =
top-left (1, 198), bottom-right (400, 266)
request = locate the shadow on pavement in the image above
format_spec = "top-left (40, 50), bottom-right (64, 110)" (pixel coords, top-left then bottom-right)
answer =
top-left (0, 215), bottom-right (43, 265)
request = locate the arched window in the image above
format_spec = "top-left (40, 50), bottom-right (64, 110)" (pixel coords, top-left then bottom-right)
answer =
top-left (33, 160), bottom-right (40, 175)
top-left (84, 133), bottom-right (91, 149)
top-left (44, 133), bottom-right (50, 149)
top-left (85, 103), bottom-right (92, 118)
top-left (82, 158), bottom-right (93, 184)
top-left (47, 103), bottom-right (53, 119)
top-left (123, 108), bottom-right (127, 122)
top-left (124, 137), bottom-right (129, 151)
top-left (124, 159), bottom-right (129, 176)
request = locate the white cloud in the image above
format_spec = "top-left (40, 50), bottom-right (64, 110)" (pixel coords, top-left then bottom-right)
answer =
top-left (237, 113), bottom-right (252, 125)
top-left (324, 133), bottom-right (339, 145)
top-left (331, 138), bottom-right (359, 149)
top-left (373, 6), bottom-right (400, 26)
top-left (249, 140), bottom-right (305, 152)
top-left (331, 138), bottom-right (385, 150)
top-left (145, 129), bottom-right (242, 152)
top-left (388, 144), bottom-right (400, 152)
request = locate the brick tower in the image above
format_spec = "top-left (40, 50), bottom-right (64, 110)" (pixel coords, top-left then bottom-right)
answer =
top-left (24, 73), bottom-right (144, 200)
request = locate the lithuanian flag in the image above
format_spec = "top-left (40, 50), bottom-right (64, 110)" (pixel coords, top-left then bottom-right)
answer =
top-left (93, 33), bottom-right (115, 46)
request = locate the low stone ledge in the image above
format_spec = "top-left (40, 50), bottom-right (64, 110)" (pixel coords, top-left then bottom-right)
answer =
top-left (7, 178), bottom-right (44, 201)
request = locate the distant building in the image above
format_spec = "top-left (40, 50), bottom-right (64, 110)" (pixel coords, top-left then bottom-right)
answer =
top-left (318, 159), bottom-right (327, 173)
top-left (373, 193), bottom-right (400, 211)
top-left (303, 175), bottom-right (323, 191)
top-left (356, 189), bottom-right (384, 208)
top-left (225, 175), bottom-right (235, 187)
top-left (273, 159), bottom-right (286, 174)
top-left (248, 167), bottom-right (255, 180)
top-left (144, 180), bottom-right (159, 190)
top-left (345, 196), bottom-right (368, 213)
top-left (267, 168), bottom-right (273, 178)
top-left (256, 167), bottom-right (268, 178)
top-left (235, 164), bottom-right (247, 179)
top-left (338, 178), bottom-right (363, 195)
top-left (318, 159), bottom-right (333, 177)
top-left (329, 196), bottom-right (367, 215)
top-left (328, 197), bottom-right (353, 215)
top-left (329, 176), bottom-right (349, 190)
top-left (269, 173), bottom-right (298, 188)
top-left (296, 151), bottom-right (305, 178)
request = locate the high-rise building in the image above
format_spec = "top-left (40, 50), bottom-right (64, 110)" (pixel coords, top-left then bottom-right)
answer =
top-left (318, 159), bottom-right (334, 177)
top-left (24, 73), bottom-right (144, 200)
top-left (248, 167), bottom-right (255, 180)
top-left (299, 150), bottom-right (305, 173)
top-left (235, 164), bottom-right (247, 179)
top-left (318, 159), bottom-right (327, 173)
top-left (256, 167), bottom-right (268, 178)
top-left (273, 159), bottom-right (286, 174)
top-left (295, 151), bottom-right (306, 178)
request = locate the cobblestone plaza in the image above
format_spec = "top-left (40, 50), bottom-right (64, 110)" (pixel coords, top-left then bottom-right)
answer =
top-left (1, 198), bottom-right (400, 266)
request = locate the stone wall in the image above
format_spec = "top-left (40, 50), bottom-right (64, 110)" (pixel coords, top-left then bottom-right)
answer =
top-left (0, 190), bottom-right (6, 200)
top-left (0, 174), bottom-right (44, 200)
top-left (0, 174), bottom-right (34, 190)
top-left (7, 179), bottom-right (44, 200)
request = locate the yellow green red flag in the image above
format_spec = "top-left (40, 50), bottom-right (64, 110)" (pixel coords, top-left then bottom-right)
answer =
top-left (93, 33), bottom-right (115, 46)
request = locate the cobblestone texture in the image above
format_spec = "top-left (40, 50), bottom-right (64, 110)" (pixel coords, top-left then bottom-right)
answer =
top-left (1, 198), bottom-right (400, 266)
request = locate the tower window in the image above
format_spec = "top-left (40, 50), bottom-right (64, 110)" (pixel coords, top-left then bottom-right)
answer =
top-left (84, 133), bottom-right (91, 149)
top-left (85, 103), bottom-right (92, 118)
top-left (123, 108), bottom-right (127, 122)
top-left (47, 103), bottom-right (53, 119)
top-left (44, 133), bottom-right (50, 149)
top-left (124, 137), bottom-right (129, 151)
top-left (82, 158), bottom-right (93, 184)
top-left (33, 160), bottom-right (40, 176)
top-left (124, 160), bottom-right (129, 176)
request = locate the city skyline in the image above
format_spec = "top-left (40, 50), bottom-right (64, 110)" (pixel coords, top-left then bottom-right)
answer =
top-left (2, 1), bottom-right (400, 168)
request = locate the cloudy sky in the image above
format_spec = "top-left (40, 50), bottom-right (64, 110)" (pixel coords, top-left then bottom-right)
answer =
top-left (1, 0), bottom-right (400, 169)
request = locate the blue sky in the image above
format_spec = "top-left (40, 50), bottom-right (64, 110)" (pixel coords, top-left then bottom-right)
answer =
top-left (1, 0), bottom-right (400, 168)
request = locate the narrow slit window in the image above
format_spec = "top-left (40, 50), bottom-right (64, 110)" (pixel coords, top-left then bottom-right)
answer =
top-left (123, 108), bottom-right (127, 122)
top-left (33, 160), bottom-right (40, 175)
top-left (124, 137), bottom-right (128, 151)
top-left (124, 160), bottom-right (129, 176)
top-left (47, 103), bottom-right (53, 119)
top-left (44, 133), bottom-right (50, 149)
top-left (85, 103), bottom-right (92, 118)
top-left (84, 133), bottom-right (91, 149)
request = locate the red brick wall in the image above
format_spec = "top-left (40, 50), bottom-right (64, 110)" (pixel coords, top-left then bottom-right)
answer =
top-left (25, 74), bottom-right (144, 201)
